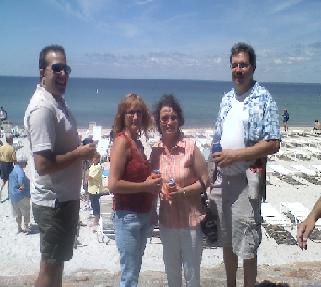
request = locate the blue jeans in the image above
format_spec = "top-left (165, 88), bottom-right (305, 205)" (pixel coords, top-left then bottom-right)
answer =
top-left (113, 210), bottom-right (153, 287)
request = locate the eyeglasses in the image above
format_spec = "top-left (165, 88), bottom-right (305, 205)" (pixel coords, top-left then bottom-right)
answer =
top-left (51, 63), bottom-right (72, 75)
top-left (126, 109), bottom-right (142, 116)
top-left (230, 63), bottom-right (250, 69)
top-left (160, 115), bottom-right (178, 123)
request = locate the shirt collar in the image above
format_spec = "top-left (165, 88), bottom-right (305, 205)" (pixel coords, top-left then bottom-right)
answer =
top-left (157, 135), bottom-right (186, 150)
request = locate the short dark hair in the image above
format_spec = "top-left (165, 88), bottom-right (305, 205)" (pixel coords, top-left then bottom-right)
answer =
top-left (153, 94), bottom-right (184, 134)
top-left (39, 45), bottom-right (66, 70)
top-left (230, 42), bottom-right (256, 68)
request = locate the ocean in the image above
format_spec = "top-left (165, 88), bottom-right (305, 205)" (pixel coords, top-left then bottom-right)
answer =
top-left (0, 76), bottom-right (320, 129)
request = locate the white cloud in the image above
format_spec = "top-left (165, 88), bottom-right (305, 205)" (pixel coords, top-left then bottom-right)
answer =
top-left (270, 0), bottom-right (304, 14)
top-left (81, 51), bottom-right (223, 70)
top-left (134, 0), bottom-right (154, 5)
top-left (273, 58), bottom-right (283, 65)
top-left (50, 0), bottom-right (108, 21)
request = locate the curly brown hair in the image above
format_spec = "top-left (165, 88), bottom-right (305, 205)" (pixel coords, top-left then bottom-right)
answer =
top-left (113, 93), bottom-right (152, 138)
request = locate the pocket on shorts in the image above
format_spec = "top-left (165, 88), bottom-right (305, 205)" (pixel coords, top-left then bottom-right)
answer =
top-left (233, 219), bottom-right (262, 260)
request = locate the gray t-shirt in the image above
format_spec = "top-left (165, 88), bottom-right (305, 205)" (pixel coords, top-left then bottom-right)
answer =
top-left (24, 85), bottom-right (82, 207)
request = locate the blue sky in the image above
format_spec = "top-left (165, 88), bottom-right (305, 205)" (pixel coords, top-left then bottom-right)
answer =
top-left (1, 0), bottom-right (321, 83)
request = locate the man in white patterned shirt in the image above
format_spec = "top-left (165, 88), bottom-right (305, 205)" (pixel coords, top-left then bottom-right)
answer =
top-left (210, 42), bottom-right (280, 287)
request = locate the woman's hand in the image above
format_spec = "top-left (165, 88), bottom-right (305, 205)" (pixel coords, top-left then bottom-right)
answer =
top-left (145, 176), bottom-right (162, 193)
top-left (160, 183), bottom-right (180, 200)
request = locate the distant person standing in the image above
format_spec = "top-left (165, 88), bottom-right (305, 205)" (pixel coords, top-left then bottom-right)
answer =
top-left (88, 152), bottom-right (103, 227)
top-left (8, 153), bottom-right (31, 233)
top-left (0, 134), bottom-right (16, 201)
top-left (210, 42), bottom-right (280, 287)
top-left (24, 44), bottom-right (96, 287)
top-left (109, 125), bottom-right (115, 143)
top-left (0, 106), bottom-right (7, 121)
top-left (313, 119), bottom-right (321, 131)
top-left (282, 109), bottom-right (290, 132)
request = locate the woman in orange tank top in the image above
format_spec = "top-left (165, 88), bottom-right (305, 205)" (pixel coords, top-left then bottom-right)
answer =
top-left (150, 95), bottom-right (209, 287)
top-left (108, 93), bottom-right (162, 287)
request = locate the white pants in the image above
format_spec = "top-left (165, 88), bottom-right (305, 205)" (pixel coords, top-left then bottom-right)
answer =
top-left (159, 224), bottom-right (203, 287)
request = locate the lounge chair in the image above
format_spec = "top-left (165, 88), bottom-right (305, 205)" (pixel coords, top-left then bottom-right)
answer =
top-left (97, 194), bottom-right (114, 244)
top-left (268, 164), bottom-right (304, 185)
top-left (292, 165), bottom-right (317, 176)
top-left (261, 202), bottom-right (289, 226)
top-left (280, 201), bottom-right (321, 227)
top-left (312, 165), bottom-right (321, 176)
top-left (280, 202), bottom-right (309, 225)
top-left (292, 165), bottom-right (321, 185)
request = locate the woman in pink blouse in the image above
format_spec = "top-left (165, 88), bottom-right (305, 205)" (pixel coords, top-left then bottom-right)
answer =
top-left (150, 94), bottom-right (209, 287)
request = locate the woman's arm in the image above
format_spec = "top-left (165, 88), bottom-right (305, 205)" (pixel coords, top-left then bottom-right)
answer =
top-left (108, 136), bottom-right (161, 194)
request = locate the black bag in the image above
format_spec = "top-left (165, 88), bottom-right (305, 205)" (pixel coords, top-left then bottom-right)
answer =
top-left (200, 191), bottom-right (218, 243)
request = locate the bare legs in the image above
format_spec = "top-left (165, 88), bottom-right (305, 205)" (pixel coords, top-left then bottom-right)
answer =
top-left (35, 260), bottom-right (64, 287)
top-left (223, 247), bottom-right (257, 287)
top-left (223, 247), bottom-right (238, 287)
top-left (283, 122), bottom-right (288, 132)
top-left (0, 180), bottom-right (7, 201)
top-left (244, 256), bottom-right (257, 287)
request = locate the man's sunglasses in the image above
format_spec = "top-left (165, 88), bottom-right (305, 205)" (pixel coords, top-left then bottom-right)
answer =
top-left (51, 63), bottom-right (72, 75)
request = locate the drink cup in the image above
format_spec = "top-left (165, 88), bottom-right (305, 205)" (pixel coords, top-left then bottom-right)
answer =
top-left (211, 142), bottom-right (222, 153)
top-left (151, 169), bottom-right (161, 179)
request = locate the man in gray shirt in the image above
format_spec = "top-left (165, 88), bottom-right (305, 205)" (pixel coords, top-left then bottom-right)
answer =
top-left (24, 45), bottom-right (96, 287)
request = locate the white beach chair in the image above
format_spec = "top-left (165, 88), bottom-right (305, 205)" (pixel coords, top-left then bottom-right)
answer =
top-left (268, 164), bottom-right (296, 176)
top-left (292, 149), bottom-right (312, 161)
top-left (261, 202), bottom-right (289, 226)
top-left (280, 202), bottom-right (310, 225)
top-left (304, 147), bottom-right (321, 159)
top-left (313, 165), bottom-right (321, 175)
top-left (292, 165), bottom-right (317, 176)
top-left (268, 164), bottom-right (304, 185)
top-left (280, 202), bottom-right (321, 228)
top-left (271, 148), bottom-right (295, 161)
top-left (97, 194), bottom-right (114, 244)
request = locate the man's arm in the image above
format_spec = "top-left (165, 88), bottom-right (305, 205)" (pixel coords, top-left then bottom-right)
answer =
top-left (297, 196), bottom-right (321, 250)
top-left (34, 143), bottom-right (96, 176)
top-left (213, 139), bottom-right (279, 167)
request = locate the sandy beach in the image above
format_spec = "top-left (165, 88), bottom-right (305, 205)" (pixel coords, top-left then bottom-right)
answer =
top-left (1, 126), bottom-right (321, 286)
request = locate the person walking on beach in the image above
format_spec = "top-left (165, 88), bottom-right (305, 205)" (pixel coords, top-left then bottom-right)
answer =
top-left (150, 94), bottom-right (209, 287)
top-left (0, 134), bottom-right (16, 202)
top-left (88, 152), bottom-right (103, 228)
top-left (297, 196), bottom-right (321, 250)
top-left (8, 152), bottom-right (31, 233)
top-left (282, 109), bottom-right (289, 132)
top-left (108, 93), bottom-right (162, 287)
top-left (209, 42), bottom-right (280, 287)
top-left (24, 44), bottom-right (96, 287)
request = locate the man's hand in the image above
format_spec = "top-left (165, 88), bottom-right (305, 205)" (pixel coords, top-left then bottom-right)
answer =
top-left (297, 216), bottom-right (316, 250)
top-left (76, 143), bottom-right (97, 160)
top-left (212, 149), bottom-right (238, 167)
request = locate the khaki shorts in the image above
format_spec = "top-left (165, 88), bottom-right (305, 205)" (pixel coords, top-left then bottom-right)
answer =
top-left (32, 200), bottom-right (80, 262)
top-left (209, 173), bottom-right (262, 259)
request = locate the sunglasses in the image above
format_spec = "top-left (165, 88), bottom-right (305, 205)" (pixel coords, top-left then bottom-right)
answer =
top-left (51, 63), bottom-right (72, 75)
top-left (126, 109), bottom-right (142, 116)
top-left (160, 115), bottom-right (178, 123)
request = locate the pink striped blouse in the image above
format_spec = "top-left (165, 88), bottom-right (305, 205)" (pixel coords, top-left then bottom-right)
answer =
top-left (150, 137), bottom-right (203, 229)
